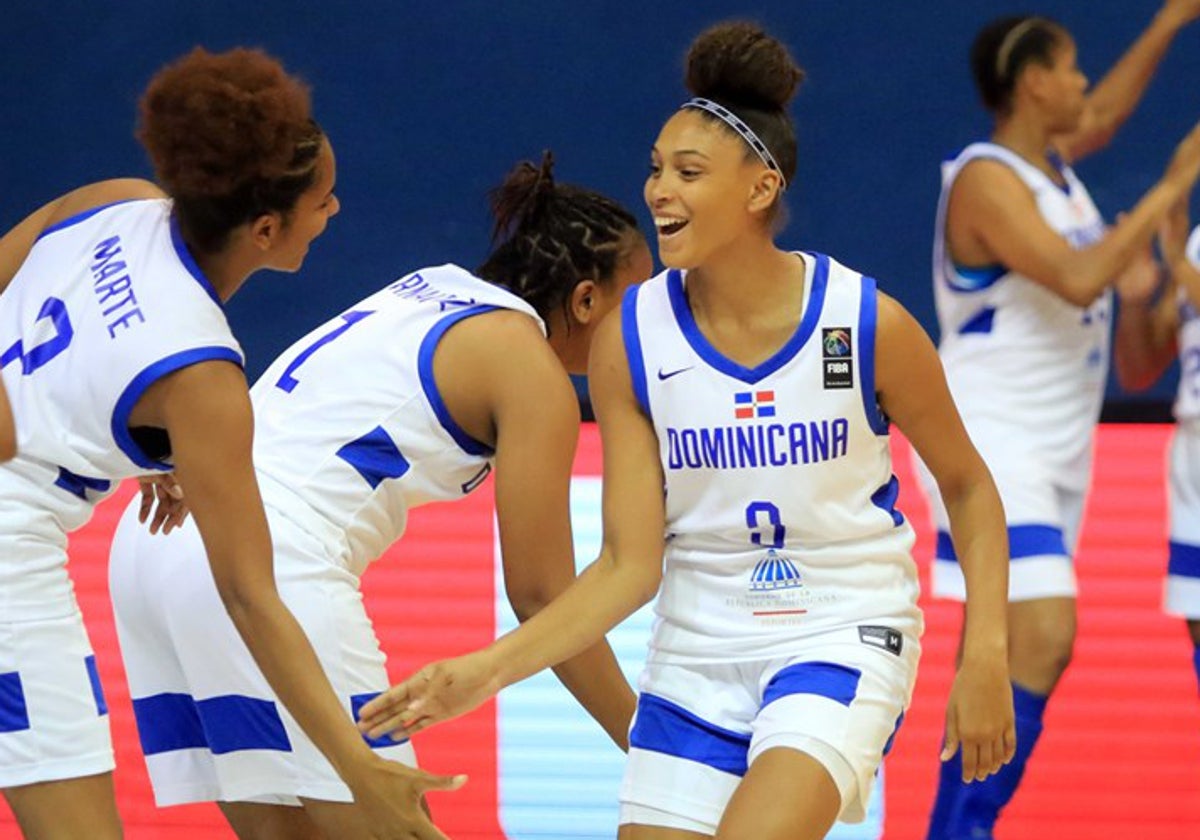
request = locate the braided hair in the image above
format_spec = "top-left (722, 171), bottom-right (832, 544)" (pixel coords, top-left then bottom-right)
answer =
top-left (477, 152), bottom-right (641, 333)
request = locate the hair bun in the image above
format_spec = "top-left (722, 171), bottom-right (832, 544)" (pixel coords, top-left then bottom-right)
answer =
top-left (685, 21), bottom-right (804, 112)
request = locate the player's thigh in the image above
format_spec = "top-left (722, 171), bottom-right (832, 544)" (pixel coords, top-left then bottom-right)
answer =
top-left (717, 747), bottom-right (839, 840)
top-left (219, 801), bottom-right (323, 840)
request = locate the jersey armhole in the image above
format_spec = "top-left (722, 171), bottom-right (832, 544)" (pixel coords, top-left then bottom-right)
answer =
top-left (112, 346), bottom-right (245, 470)
top-left (621, 284), bottom-right (652, 421)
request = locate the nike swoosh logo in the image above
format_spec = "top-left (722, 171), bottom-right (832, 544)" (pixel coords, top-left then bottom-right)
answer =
top-left (657, 366), bottom-right (693, 381)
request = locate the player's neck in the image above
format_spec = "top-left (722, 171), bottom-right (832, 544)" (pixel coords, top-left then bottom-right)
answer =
top-left (991, 120), bottom-right (1061, 180)
top-left (687, 243), bottom-right (805, 327)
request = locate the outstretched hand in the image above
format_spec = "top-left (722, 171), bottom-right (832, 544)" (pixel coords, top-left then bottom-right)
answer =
top-left (345, 754), bottom-right (467, 840)
top-left (137, 473), bottom-right (188, 535)
top-left (1162, 0), bottom-right (1200, 28)
top-left (941, 658), bottom-right (1017, 783)
top-left (358, 650), bottom-right (501, 742)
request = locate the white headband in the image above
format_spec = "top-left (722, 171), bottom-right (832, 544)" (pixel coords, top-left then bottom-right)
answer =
top-left (682, 97), bottom-right (787, 191)
top-left (995, 18), bottom-right (1043, 80)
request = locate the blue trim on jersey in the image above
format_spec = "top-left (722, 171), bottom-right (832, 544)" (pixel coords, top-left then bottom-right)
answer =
top-left (34, 199), bottom-right (141, 243)
top-left (169, 213), bottom-right (224, 307)
top-left (629, 692), bottom-right (750, 776)
top-left (0, 672), bottom-right (31, 733)
top-left (112, 346), bottom-right (244, 470)
top-left (54, 467), bottom-right (113, 501)
top-left (937, 523), bottom-right (1067, 562)
top-left (417, 304), bottom-right (500, 457)
top-left (621, 284), bottom-right (651, 417)
top-left (351, 692), bottom-right (411, 748)
top-left (762, 660), bottom-right (862, 708)
top-left (132, 693), bottom-right (208, 755)
top-left (1169, 541), bottom-right (1200, 579)
top-left (196, 694), bottom-right (292, 754)
top-left (667, 252), bottom-right (829, 385)
top-left (85, 655), bottom-right (107, 716)
top-left (947, 264), bottom-right (1006, 293)
top-left (858, 276), bottom-right (889, 435)
top-left (957, 307), bottom-right (996, 335)
top-left (336, 426), bottom-right (411, 489)
top-left (870, 475), bottom-right (905, 526)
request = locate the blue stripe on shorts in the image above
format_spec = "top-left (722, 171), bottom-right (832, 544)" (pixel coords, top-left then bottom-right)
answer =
top-left (629, 693), bottom-right (750, 776)
top-left (0, 671), bottom-right (30, 733)
top-left (1169, 541), bottom-right (1200, 579)
top-left (762, 660), bottom-right (862, 708)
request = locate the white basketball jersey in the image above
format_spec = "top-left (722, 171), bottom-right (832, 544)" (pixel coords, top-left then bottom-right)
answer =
top-left (250, 264), bottom-right (543, 576)
top-left (1175, 226), bottom-right (1200, 422)
top-left (0, 198), bottom-right (243, 526)
top-left (623, 253), bottom-right (921, 664)
top-left (934, 143), bottom-right (1109, 488)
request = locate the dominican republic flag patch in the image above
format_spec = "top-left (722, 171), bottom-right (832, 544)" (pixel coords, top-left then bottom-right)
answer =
top-left (734, 390), bottom-right (775, 419)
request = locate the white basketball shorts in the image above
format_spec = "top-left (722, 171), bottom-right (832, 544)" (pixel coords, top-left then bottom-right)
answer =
top-left (109, 497), bottom-right (415, 806)
top-left (618, 625), bottom-right (918, 833)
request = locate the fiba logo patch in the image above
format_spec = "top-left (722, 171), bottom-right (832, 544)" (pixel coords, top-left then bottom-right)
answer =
top-left (822, 327), bottom-right (853, 389)
top-left (749, 549), bottom-right (804, 591)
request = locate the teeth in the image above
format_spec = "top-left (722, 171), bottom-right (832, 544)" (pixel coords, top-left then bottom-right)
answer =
top-left (654, 216), bottom-right (686, 227)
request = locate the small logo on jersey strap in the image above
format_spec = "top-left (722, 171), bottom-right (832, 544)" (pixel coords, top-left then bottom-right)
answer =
top-left (657, 365), bottom-right (693, 381)
top-left (822, 327), bottom-right (854, 390)
top-left (734, 390), bottom-right (775, 419)
top-left (858, 625), bottom-right (903, 656)
top-left (749, 549), bottom-right (804, 591)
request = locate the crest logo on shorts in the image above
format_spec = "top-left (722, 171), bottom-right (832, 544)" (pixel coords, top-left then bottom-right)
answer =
top-left (822, 327), bottom-right (853, 389)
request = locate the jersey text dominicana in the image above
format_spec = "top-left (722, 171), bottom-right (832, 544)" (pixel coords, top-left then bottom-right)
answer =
top-left (622, 254), bottom-right (921, 665)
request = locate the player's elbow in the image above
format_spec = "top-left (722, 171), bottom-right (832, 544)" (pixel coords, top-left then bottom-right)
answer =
top-left (507, 587), bottom-right (555, 623)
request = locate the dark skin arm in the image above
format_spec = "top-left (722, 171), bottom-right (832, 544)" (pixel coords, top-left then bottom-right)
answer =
top-left (876, 292), bottom-right (1015, 782)
top-left (432, 309), bottom-right (637, 749)
top-left (137, 360), bottom-right (464, 840)
top-left (360, 308), bottom-right (664, 740)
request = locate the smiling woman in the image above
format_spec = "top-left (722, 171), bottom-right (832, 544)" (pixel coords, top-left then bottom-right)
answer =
top-left (357, 20), bottom-right (1015, 840)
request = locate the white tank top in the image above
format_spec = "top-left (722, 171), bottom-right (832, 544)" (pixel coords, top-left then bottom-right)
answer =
top-left (623, 253), bottom-right (921, 664)
top-left (0, 198), bottom-right (242, 526)
top-left (250, 264), bottom-right (543, 576)
top-left (933, 142), bottom-right (1109, 487)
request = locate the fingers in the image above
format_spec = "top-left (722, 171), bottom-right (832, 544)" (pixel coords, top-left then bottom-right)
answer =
top-left (137, 481), bottom-right (155, 524)
top-left (415, 770), bottom-right (468, 793)
top-left (939, 709), bottom-right (959, 763)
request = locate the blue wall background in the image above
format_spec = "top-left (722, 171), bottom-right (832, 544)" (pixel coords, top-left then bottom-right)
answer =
top-left (4, 1), bottom-right (1197, 407)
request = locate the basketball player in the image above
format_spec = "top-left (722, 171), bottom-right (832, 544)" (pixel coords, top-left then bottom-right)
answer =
top-left (1112, 204), bottom-right (1200, 712)
top-left (108, 153), bottom-right (650, 839)
top-left (916, 6), bottom-right (1200, 837)
top-left (361, 22), bottom-right (1015, 840)
top-left (0, 48), bottom-right (456, 840)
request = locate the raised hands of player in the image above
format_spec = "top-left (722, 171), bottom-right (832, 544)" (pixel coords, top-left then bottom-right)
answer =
top-left (358, 650), bottom-right (500, 742)
top-left (136, 472), bottom-right (188, 535)
top-left (1164, 120), bottom-right (1200, 197)
top-left (941, 656), bottom-right (1017, 783)
top-left (1161, 0), bottom-right (1200, 29)
top-left (343, 754), bottom-right (466, 840)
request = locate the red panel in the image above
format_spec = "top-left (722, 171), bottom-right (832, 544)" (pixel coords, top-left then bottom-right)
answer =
top-left (3, 423), bottom-right (1200, 838)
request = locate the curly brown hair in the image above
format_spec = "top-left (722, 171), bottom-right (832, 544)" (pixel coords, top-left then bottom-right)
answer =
top-left (137, 47), bottom-right (325, 252)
